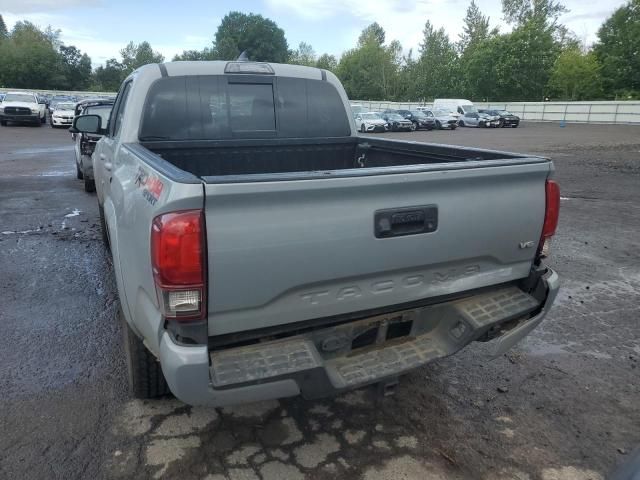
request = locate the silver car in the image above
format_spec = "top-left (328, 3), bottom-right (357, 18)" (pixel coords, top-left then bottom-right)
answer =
top-left (458, 111), bottom-right (500, 128)
top-left (422, 109), bottom-right (458, 130)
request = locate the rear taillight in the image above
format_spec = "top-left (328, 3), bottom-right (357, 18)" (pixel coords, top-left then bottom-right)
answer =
top-left (538, 180), bottom-right (560, 258)
top-left (151, 210), bottom-right (206, 321)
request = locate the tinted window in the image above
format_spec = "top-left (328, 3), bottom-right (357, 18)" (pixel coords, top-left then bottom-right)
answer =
top-left (113, 82), bottom-right (132, 137)
top-left (85, 105), bottom-right (112, 126)
top-left (228, 83), bottom-right (275, 132)
top-left (140, 75), bottom-right (350, 141)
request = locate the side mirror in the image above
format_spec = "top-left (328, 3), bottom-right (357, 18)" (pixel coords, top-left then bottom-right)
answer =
top-left (70, 114), bottom-right (102, 134)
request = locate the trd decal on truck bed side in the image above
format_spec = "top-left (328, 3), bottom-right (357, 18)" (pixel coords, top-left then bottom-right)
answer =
top-left (134, 166), bottom-right (164, 206)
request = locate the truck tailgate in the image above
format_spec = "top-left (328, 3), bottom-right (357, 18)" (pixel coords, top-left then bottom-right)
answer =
top-left (204, 160), bottom-right (550, 337)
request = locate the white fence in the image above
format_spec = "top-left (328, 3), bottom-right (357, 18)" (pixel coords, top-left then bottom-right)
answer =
top-left (352, 100), bottom-right (640, 125)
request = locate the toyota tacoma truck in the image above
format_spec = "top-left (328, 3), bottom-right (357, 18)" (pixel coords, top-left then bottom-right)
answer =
top-left (0, 91), bottom-right (47, 126)
top-left (71, 61), bottom-right (560, 406)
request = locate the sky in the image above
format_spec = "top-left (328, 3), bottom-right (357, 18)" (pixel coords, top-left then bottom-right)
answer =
top-left (1, 0), bottom-right (628, 66)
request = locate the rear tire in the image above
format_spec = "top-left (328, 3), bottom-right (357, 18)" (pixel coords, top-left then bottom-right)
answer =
top-left (121, 308), bottom-right (170, 399)
top-left (99, 203), bottom-right (110, 251)
top-left (84, 177), bottom-right (95, 193)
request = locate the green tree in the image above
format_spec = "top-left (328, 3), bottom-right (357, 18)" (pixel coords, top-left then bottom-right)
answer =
top-left (0, 15), bottom-right (8, 39)
top-left (92, 58), bottom-right (125, 91)
top-left (459, 0), bottom-right (491, 52)
top-left (547, 47), bottom-right (603, 100)
top-left (0, 21), bottom-right (60, 88)
top-left (337, 24), bottom-right (403, 100)
top-left (594, 0), bottom-right (640, 96)
top-left (501, 0), bottom-right (568, 30)
top-left (173, 47), bottom-right (217, 61)
top-left (289, 42), bottom-right (316, 66)
top-left (409, 21), bottom-right (460, 100)
top-left (315, 53), bottom-right (337, 71)
top-left (120, 41), bottom-right (164, 75)
top-left (59, 45), bottom-right (92, 90)
top-left (214, 12), bottom-right (288, 62)
top-left (358, 22), bottom-right (385, 46)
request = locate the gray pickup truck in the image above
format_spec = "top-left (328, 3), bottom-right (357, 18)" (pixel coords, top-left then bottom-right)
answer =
top-left (71, 61), bottom-right (560, 406)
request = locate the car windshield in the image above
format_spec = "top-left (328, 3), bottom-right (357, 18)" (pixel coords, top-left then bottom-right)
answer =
top-left (84, 105), bottom-right (112, 125)
top-left (55, 103), bottom-right (75, 111)
top-left (463, 104), bottom-right (478, 114)
top-left (434, 110), bottom-right (449, 116)
top-left (410, 111), bottom-right (427, 118)
top-left (386, 113), bottom-right (404, 120)
top-left (4, 93), bottom-right (35, 103)
top-left (362, 113), bottom-right (382, 120)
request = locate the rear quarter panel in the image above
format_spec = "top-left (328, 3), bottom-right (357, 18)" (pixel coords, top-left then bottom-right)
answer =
top-left (107, 145), bottom-right (203, 355)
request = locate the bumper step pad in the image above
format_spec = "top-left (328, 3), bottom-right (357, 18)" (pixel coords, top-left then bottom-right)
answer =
top-left (453, 286), bottom-right (540, 329)
top-left (327, 336), bottom-right (444, 388)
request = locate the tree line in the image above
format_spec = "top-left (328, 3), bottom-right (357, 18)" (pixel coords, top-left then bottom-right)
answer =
top-left (0, 0), bottom-right (638, 101)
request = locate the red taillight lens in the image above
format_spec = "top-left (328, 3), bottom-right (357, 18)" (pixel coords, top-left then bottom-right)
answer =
top-left (151, 210), bottom-right (205, 321)
top-left (542, 180), bottom-right (560, 239)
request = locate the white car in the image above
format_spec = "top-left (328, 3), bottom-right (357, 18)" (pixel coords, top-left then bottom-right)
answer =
top-left (355, 112), bottom-right (389, 133)
top-left (50, 102), bottom-right (77, 128)
top-left (0, 91), bottom-right (46, 126)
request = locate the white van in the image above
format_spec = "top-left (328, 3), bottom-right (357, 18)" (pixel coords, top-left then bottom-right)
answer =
top-left (433, 99), bottom-right (477, 118)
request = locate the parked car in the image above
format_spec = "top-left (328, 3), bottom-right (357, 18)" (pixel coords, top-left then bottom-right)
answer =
top-left (73, 99), bottom-right (114, 192)
top-left (355, 112), bottom-right (389, 133)
top-left (50, 102), bottom-right (76, 128)
top-left (380, 111), bottom-right (413, 131)
top-left (479, 109), bottom-right (520, 128)
top-left (48, 95), bottom-right (76, 115)
top-left (71, 60), bottom-right (559, 406)
top-left (0, 91), bottom-right (47, 126)
top-left (393, 109), bottom-right (435, 130)
top-left (458, 111), bottom-right (500, 128)
top-left (415, 109), bottom-right (456, 130)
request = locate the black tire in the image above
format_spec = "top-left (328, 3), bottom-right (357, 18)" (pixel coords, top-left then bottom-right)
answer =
top-left (499, 119), bottom-right (505, 128)
top-left (360, 124), bottom-right (366, 133)
top-left (450, 124), bottom-right (457, 130)
top-left (410, 122), bottom-right (417, 131)
top-left (435, 120), bottom-right (442, 130)
top-left (76, 163), bottom-right (83, 180)
top-left (458, 120), bottom-right (465, 127)
top-left (121, 308), bottom-right (170, 399)
top-left (98, 203), bottom-right (111, 251)
top-left (0, 120), bottom-right (6, 126)
top-left (84, 177), bottom-right (95, 193)
top-left (41, 115), bottom-right (46, 124)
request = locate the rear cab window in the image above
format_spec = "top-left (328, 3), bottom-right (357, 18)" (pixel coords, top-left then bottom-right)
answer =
top-left (139, 75), bottom-right (350, 141)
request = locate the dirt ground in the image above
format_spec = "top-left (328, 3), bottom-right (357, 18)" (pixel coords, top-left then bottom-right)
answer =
top-left (0, 122), bottom-right (638, 480)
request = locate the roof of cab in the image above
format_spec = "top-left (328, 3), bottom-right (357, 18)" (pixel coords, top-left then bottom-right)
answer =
top-left (134, 61), bottom-right (328, 82)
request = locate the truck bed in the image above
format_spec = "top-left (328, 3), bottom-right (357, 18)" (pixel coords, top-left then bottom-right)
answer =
top-left (138, 137), bottom-right (531, 180)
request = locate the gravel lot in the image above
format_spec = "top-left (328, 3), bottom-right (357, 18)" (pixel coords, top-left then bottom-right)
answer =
top-left (0, 122), bottom-right (638, 480)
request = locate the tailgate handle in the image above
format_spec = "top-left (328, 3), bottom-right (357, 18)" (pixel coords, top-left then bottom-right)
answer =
top-left (375, 205), bottom-right (438, 238)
